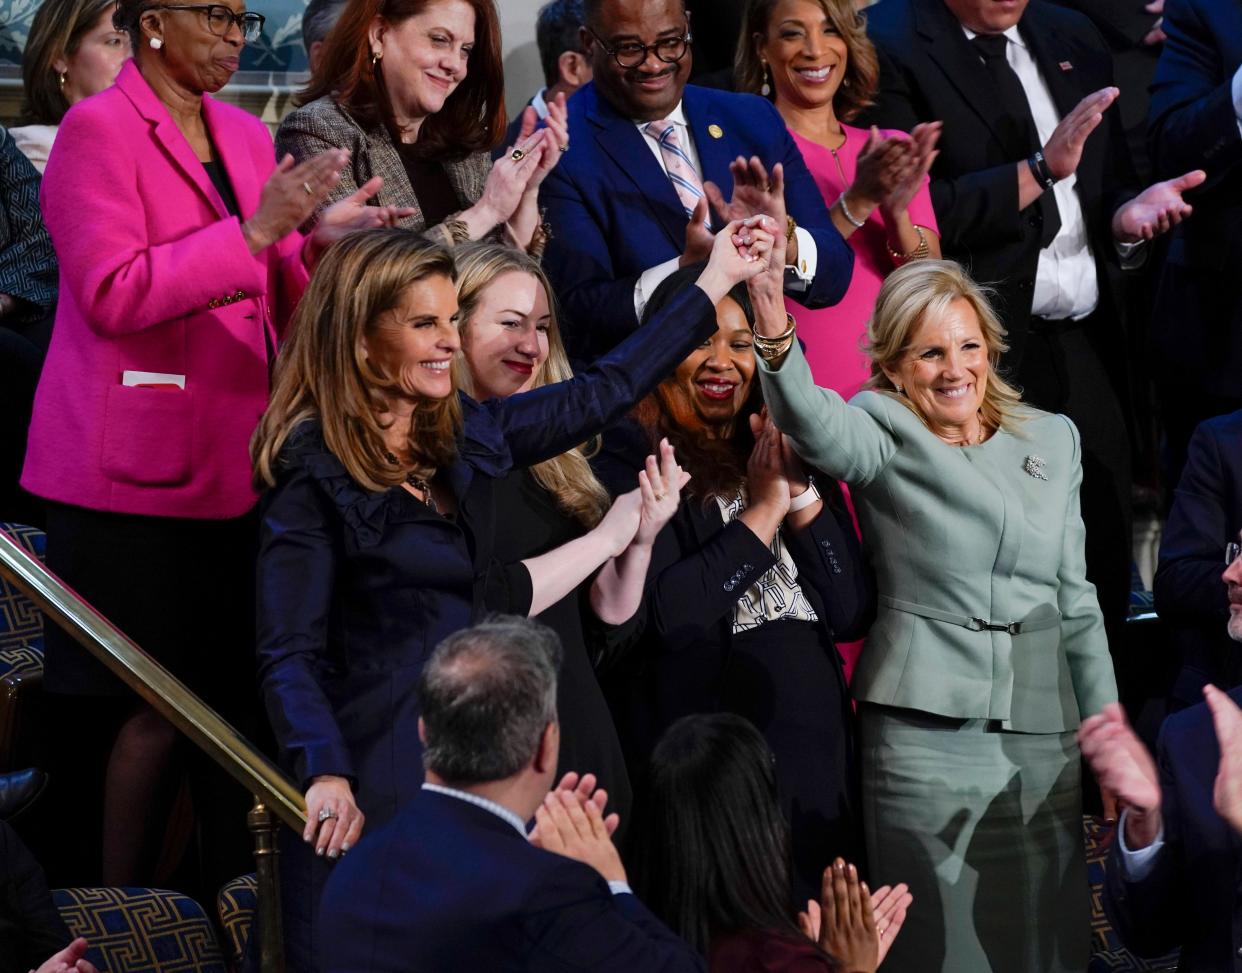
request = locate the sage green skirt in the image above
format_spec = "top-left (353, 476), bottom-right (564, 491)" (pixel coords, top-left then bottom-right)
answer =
top-left (860, 705), bottom-right (1089, 973)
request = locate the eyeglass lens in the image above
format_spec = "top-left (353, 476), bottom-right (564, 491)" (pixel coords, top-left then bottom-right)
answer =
top-left (613, 37), bottom-right (687, 67)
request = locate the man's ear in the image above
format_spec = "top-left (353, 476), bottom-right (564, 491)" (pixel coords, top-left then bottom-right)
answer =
top-left (533, 722), bottom-right (558, 774)
top-left (417, 716), bottom-right (427, 746)
top-left (558, 50), bottom-right (591, 87)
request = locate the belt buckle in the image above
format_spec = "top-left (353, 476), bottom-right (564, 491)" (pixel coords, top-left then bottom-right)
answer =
top-left (971, 617), bottom-right (1021, 634)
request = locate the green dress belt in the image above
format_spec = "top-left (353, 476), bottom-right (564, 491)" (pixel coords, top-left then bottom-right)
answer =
top-left (879, 595), bottom-right (1062, 635)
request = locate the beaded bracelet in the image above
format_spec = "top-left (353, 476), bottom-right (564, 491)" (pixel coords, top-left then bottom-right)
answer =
top-left (836, 192), bottom-right (866, 229)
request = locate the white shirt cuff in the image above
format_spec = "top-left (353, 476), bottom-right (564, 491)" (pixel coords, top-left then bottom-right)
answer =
top-left (634, 256), bottom-right (683, 321)
top-left (784, 226), bottom-right (817, 294)
top-left (608, 880), bottom-right (633, 896)
top-left (1232, 64), bottom-right (1242, 138)
top-left (1116, 807), bottom-right (1165, 881)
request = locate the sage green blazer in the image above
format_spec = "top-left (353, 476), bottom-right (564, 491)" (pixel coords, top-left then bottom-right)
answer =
top-left (759, 343), bottom-right (1118, 733)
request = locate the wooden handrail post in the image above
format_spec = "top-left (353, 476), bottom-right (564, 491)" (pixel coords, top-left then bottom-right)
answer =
top-left (250, 798), bottom-right (285, 973)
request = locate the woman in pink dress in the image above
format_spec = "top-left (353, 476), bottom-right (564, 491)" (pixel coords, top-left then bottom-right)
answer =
top-left (739, 0), bottom-right (942, 399)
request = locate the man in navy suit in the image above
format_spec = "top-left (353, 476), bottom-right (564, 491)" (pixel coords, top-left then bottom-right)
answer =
top-left (1146, 0), bottom-right (1242, 490)
top-left (539, 0), bottom-right (852, 361)
top-left (1080, 540), bottom-right (1242, 971)
top-left (318, 617), bottom-right (704, 972)
top-left (1156, 410), bottom-right (1242, 709)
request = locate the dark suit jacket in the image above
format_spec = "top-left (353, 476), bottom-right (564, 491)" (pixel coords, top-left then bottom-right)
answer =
top-left (859, 0), bottom-right (1136, 367)
top-left (540, 82), bottom-right (852, 360)
top-left (1104, 687), bottom-right (1242, 971)
top-left (318, 789), bottom-right (704, 972)
top-left (1146, 0), bottom-right (1242, 397)
top-left (0, 820), bottom-right (68, 973)
top-left (1154, 409), bottom-right (1242, 705)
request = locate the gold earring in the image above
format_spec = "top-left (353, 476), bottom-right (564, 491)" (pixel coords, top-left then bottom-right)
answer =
top-left (371, 50), bottom-right (382, 66)
top-left (58, 71), bottom-right (66, 88)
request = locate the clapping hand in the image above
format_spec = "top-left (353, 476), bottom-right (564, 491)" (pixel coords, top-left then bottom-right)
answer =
top-left (307, 176), bottom-right (415, 264)
top-left (803, 860), bottom-right (880, 972)
top-left (799, 872), bottom-right (913, 968)
top-left (705, 157), bottom-right (789, 238)
top-left (245, 149), bottom-right (352, 254)
top-left (529, 771), bottom-right (620, 841)
top-left (1111, 169), bottom-right (1206, 243)
top-left (521, 91), bottom-right (569, 193)
top-left (1042, 87), bottom-right (1118, 182)
top-left (695, 216), bottom-right (778, 302)
top-left (1077, 702), bottom-right (1161, 848)
top-left (635, 439), bottom-right (690, 546)
top-left (879, 122), bottom-right (940, 218)
top-left (531, 788), bottom-right (627, 884)
top-left (1205, 684), bottom-right (1242, 834)
top-left (30, 939), bottom-right (98, 973)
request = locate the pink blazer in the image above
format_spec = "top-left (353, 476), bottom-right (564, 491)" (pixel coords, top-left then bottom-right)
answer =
top-left (22, 61), bottom-right (310, 519)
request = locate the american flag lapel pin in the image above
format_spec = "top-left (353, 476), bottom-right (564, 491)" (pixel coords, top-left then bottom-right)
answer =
top-left (1058, 60), bottom-right (1073, 71)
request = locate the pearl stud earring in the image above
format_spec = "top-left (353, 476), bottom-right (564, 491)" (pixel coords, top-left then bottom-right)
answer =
top-left (149, 36), bottom-right (163, 49)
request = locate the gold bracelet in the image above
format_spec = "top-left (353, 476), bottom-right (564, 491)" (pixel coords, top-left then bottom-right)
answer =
top-left (753, 313), bottom-right (797, 361)
top-left (887, 224), bottom-right (931, 264)
top-left (785, 214), bottom-right (797, 244)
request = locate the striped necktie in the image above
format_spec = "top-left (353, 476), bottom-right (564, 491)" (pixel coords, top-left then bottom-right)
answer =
top-left (643, 118), bottom-right (707, 222)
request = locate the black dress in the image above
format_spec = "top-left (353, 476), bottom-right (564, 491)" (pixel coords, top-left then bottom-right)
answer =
top-left (490, 469), bottom-right (634, 831)
top-left (598, 421), bottom-right (875, 900)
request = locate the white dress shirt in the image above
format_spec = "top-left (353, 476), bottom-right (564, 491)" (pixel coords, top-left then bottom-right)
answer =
top-left (631, 100), bottom-right (818, 320)
top-left (421, 782), bottom-right (633, 896)
top-left (963, 25), bottom-right (1101, 320)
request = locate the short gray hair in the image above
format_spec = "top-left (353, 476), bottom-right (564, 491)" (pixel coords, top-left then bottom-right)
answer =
top-left (301, 0), bottom-right (347, 52)
top-left (417, 616), bottom-right (562, 784)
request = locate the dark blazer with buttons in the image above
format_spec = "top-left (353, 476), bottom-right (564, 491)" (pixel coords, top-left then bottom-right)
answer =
top-left (858, 0), bottom-right (1137, 367)
top-left (539, 82), bottom-right (853, 361)
top-left (1154, 409), bottom-right (1242, 705)
top-left (1104, 686), bottom-right (1242, 971)
top-left (593, 419), bottom-right (874, 765)
top-left (275, 95), bottom-right (492, 236)
top-left (1146, 0), bottom-right (1242, 398)
top-left (318, 789), bottom-right (705, 972)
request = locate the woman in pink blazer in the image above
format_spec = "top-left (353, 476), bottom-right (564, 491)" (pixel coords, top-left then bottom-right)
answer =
top-left (21, 0), bottom-right (402, 890)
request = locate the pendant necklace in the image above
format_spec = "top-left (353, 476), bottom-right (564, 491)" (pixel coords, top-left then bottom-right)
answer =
top-left (385, 451), bottom-right (438, 514)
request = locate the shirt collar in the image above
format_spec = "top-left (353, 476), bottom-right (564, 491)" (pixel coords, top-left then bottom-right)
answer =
top-left (531, 87), bottom-right (550, 120)
top-left (421, 782), bottom-right (528, 837)
top-left (633, 99), bottom-right (688, 130)
top-left (960, 24), bottom-right (1026, 49)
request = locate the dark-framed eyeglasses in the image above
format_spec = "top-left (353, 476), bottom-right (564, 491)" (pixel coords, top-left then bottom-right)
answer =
top-left (150, 4), bottom-right (265, 43)
top-left (586, 24), bottom-right (692, 69)
top-left (1227, 542), bottom-right (1241, 566)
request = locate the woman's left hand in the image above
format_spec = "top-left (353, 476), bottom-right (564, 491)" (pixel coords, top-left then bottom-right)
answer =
top-left (880, 121), bottom-right (941, 218)
top-left (306, 176), bottom-right (415, 266)
top-left (475, 132), bottom-right (548, 229)
top-left (522, 92), bottom-right (570, 194)
top-left (744, 213), bottom-right (787, 316)
top-left (634, 438), bottom-right (690, 546)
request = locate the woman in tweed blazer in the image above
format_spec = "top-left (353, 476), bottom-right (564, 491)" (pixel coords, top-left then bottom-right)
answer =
top-left (747, 241), bottom-right (1118, 973)
top-left (277, 0), bottom-right (566, 251)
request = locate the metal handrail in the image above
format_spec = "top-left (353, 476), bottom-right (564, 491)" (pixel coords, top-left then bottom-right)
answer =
top-left (0, 528), bottom-right (305, 829)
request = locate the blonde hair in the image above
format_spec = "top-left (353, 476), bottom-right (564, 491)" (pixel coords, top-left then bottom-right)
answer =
top-left (453, 242), bottom-right (610, 528)
top-left (252, 229), bottom-right (463, 491)
top-left (862, 259), bottom-right (1026, 433)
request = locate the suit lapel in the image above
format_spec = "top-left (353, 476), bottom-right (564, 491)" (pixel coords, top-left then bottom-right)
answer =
top-left (584, 87), bottom-right (686, 250)
top-left (1019, 11), bottom-right (1082, 122)
top-left (203, 95), bottom-right (257, 219)
top-left (115, 62), bottom-right (226, 219)
top-left (913, 0), bottom-right (1021, 154)
top-left (683, 86), bottom-right (733, 226)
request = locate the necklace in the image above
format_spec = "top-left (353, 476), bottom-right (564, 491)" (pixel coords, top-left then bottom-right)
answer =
top-left (385, 451), bottom-right (438, 513)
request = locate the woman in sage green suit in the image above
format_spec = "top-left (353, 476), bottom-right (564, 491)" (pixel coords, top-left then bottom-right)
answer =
top-left (744, 238), bottom-right (1117, 972)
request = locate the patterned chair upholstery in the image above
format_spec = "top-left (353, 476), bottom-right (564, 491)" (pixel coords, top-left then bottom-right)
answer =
top-left (217, 873), bottom-right (258, 966)
top-left (0, 523), bottom-right (46, 770)
top-left (1084, 815), bottom-right (1180, 972)
top-left (54, 887), bottom-right (227, 973)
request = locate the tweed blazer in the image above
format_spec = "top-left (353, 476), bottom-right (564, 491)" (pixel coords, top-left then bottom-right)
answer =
top-left (759, 342), bottom-right (1118, 733)
top-left (274, 96), bottom-right (491, 237)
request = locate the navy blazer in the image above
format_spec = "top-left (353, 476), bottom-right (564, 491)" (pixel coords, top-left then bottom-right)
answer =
top-left (256, 283), bottom-right (719, 829)
top-left (1146, 0), bottom-right (1242, 398)
top-left (859, 0), bottom-right (1136, 367)
top-left (319, 789), bottom-right (704, 972)
top-left (1155, 409), bottom-right (1242, 705)
top-left (540, 82), bottom-right (853, 360)
top-left (1104, 687), bottom-right (1242, 970)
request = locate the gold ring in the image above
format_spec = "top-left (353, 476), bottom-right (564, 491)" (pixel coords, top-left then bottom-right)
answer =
top-left (510, 147), bottom-right (526, 162)
top-left (654, 492), bottom-right (666, 502)
top-left (302, 181), bottom-right (314, 196)
top-left (559, 143), bottom-right (569, 153)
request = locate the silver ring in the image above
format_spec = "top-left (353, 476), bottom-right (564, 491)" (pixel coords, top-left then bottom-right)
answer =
top-left (317, 807), bottom-right (337, 823)
top-left (302, 181), bottom-right (314, 196)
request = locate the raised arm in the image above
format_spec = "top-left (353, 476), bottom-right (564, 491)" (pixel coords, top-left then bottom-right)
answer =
top-left (489, 219), bottom-right (776, 469)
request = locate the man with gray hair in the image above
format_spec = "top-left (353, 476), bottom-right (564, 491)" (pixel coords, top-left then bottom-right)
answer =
top-left (317, 616), bottom-right (703, 972)
top-left (300, 0), bottom-right (346, 75)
